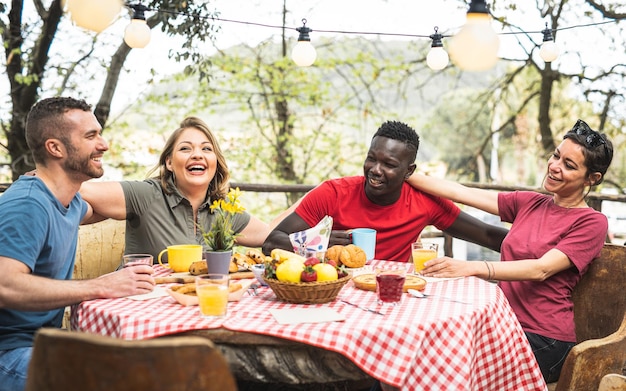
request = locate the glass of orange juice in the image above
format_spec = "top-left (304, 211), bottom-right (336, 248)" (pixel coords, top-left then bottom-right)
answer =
top-left (196, 274), bottom-right (229, 319)
top-left (411, 242), bottom-right (439, 274)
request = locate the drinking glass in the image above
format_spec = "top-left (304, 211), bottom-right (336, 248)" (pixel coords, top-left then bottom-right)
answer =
top-left (411, 242), bottom-right (438, 274)
top-left (196, 274), bottom-right (229, 319)
top-left (121, 254), bottom-right (153, 268)
top-left (375, 268), bottom-right (406, 305)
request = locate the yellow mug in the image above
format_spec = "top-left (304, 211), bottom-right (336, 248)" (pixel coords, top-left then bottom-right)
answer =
top-left (158, 244), bottom-right (203, 273)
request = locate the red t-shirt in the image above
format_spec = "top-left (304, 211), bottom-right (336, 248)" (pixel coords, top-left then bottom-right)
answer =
top-left (295, 176), bottom-right (460, 262)
top-left (498, 191), bottom-right (607, 342)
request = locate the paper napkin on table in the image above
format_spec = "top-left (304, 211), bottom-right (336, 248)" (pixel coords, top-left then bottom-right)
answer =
top-left (289, 215), bottom-right (333, 255)
top-left (126, 286), bottom-right (170, 301)
top-left (269, 308), bottom-right (346, 325)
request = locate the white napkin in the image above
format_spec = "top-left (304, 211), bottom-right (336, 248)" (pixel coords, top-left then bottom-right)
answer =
top-left (269, 308), bottom-right (346, 325)
top-left (126, 286), bottom-right (170, 301)
top-left (289, 215), bottom-right (333, 255)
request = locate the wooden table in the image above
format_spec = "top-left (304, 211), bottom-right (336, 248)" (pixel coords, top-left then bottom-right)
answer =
top-left (71, 262), bottom-right (547, 390)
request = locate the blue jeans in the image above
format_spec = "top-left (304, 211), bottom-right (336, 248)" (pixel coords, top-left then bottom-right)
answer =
top-left (0, 347), bottom-right (31, 391)
top-left (525, 331), bottom-right (575, 383)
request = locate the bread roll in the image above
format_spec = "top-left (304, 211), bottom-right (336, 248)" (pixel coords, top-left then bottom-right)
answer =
top-left (339, 244), bottom-right (367, 268)
top-left (189, 261), bottom-right (208, 275)
top-left (245, 248), bottom-right (265, 264)
top-left (325, 245), bottom-right (344, 263)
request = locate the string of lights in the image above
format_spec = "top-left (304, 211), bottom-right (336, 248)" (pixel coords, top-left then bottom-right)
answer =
top-left (64, 0), bottom-right (621, 72)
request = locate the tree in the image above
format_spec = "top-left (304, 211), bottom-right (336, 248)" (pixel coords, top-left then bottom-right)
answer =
top-left (420, 0), bottom-right (626, 190)
top-left (4, 0), bottom-right (625, 196)
top-left (127, 36), bottom-right (433, 218)
top-left (0, 0), bottom-right (219, 180)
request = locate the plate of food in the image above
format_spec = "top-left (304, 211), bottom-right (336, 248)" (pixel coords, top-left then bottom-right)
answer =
top-left (155, 248), bottom-right (268, 284)
top-left (167, 278), bottom-right (255, 306)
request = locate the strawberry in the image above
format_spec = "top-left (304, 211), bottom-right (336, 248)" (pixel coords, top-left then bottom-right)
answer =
top-left (325, 259), bottom-right (337, 267)
top-left (301, 266), bottom-right (317, 282)
top-left (304, 257), bottom-right (320, 267)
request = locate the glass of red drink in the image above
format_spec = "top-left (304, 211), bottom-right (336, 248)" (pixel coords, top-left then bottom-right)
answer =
top-left (375, 268), bottom-right (406, 305)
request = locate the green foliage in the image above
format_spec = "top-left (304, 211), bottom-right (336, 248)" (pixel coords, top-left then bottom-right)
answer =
top-left (200, 188), bottom-right (246, 251)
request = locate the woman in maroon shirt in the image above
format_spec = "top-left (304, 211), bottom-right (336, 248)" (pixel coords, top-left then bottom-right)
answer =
top-left (407, 119), bottom-right (613, 382)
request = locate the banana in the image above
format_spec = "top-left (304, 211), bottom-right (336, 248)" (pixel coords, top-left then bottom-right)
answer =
top-left (270, 248), bottom-right (306, 264)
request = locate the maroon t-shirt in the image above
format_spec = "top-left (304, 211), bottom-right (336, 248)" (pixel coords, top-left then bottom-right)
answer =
top-left (295, 176), bottom-right (460, 262)
top-left (498, 191), bottom-right (607, 342)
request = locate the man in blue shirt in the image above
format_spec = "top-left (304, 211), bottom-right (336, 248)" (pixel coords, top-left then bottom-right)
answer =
top-left (0, 97), bottom-right (155, 391)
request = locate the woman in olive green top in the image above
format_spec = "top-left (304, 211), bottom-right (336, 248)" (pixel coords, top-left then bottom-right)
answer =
top-left (80, 116), bottom-right (271, 260)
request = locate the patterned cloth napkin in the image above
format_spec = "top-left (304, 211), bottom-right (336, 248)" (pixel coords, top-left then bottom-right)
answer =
top-left (288, 215), bottom-right (333, 255)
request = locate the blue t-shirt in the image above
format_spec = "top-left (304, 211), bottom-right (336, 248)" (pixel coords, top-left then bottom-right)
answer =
top-left (0, 176), bottom-right (87, 349)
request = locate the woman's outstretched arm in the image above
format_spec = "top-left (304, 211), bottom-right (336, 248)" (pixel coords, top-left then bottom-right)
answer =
top-left (406, 173), bottom-right (500, 215)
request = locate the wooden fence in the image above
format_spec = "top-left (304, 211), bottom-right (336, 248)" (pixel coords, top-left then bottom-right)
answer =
top-left (3, 181), bottom-right (625, 256)
top-left (226, 182), bottom-right (626, 211)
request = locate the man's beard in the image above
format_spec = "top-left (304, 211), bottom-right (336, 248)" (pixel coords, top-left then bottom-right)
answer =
top-left (62, 141), bottom-right (104, 180)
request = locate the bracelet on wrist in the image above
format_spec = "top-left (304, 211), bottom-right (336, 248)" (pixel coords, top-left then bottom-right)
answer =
top-left (483, 260), bottom-right (491, 281)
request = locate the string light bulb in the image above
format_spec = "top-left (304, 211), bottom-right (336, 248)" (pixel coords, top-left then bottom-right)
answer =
top-left (426, 27), bottom-right (449, 71)
top-left (124, 4), bottom-right (151, 48)
top-left (291, 19), bottom-right (317, 67)
top-left (539, 23), bottom-right (560, 62)
top-left (65, 0), bottom-right (122, 33)
top-left (448, 0), bottom-right (500, 71)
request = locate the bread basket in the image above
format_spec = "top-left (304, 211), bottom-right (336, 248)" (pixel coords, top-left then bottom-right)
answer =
top-left (263, 274), bottom-right (352, 304)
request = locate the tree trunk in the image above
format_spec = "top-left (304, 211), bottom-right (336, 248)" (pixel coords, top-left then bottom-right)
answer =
top-left (94, 44), bottom-right (132, 127)
top-left (273, 0), bottom-right (301, 204)
top-left (94, 14), bottom-right (161, 127)
top-left (6, 0), bottom-right (63, 180)
top-left (537, 64), bottom-right (558, 157)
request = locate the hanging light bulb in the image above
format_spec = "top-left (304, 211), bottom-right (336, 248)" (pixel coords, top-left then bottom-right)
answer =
top-left (291, 19), bottom-right (317, 67)
top-left (66, 0), bottom-right (122, 33)
top-left (448, 0), bottom-right (500, 72)
top-left (539, 23), bottom-right (560, 63)
top-left (124, 4), bottom-right (151, 48)
top-left (426, 27), bottom-right (449, 71)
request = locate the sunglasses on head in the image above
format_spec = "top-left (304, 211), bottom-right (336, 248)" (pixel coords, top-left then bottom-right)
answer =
top-left (569, 119), bottom-right (607, 151)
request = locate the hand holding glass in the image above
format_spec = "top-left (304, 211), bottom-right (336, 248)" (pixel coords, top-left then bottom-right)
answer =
top-left (411, 242), bottom-right (438, 274)
top-left (196, 274), bottom-right (229, 319)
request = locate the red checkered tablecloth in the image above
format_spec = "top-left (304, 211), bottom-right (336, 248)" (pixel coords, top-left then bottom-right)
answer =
top-left (71, 262), bottom-right (547, 391)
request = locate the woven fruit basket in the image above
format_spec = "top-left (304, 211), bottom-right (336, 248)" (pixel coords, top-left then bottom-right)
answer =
top-left (263, 275), bottom-right (352, 304)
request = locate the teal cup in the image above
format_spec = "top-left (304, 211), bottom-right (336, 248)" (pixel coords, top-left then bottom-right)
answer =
top-left (351, 228), bottom-right (376, 261)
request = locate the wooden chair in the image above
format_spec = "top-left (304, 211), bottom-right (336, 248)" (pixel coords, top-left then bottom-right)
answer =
top-left (25, 328), bottom-right (237, 391)
top-left (547, 243), bottom-right (626, 391)
top-left (598, 373), bottom-right (626, 391)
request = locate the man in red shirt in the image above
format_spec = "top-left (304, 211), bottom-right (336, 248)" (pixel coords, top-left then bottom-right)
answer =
top-left (263, 120), bottom-right (505, 261)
